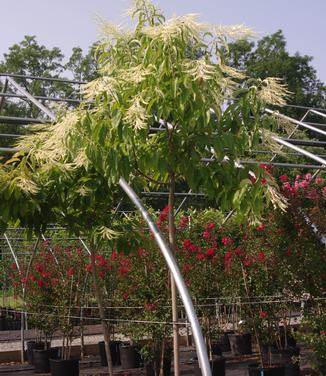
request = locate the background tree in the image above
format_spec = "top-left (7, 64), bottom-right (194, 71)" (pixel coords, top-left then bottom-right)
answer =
top-left (227, 30), bottom-right (326, 116)
top-left (0, 36), bottom-right (98, 149)
top-left (65, 45), bottom-right (99, 82)
top-left (0, 35), bottom-right (67, 114)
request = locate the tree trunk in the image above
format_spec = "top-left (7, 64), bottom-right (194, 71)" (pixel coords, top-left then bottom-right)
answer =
top-left (90, 247), bottom-right (114, 376)
top-left (241, 264), bottom-right (264, 367)
top-left (22, 237), bottom-right (40, 363)
top-left (168, 172), bottom-right (180, 376)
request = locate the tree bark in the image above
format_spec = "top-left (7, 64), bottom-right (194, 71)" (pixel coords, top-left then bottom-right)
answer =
top-left (90, 247), bottom-right (114, 376)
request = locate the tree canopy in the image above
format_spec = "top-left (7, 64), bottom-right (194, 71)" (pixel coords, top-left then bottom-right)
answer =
top-left (0, 0), bottom-right (290, 236)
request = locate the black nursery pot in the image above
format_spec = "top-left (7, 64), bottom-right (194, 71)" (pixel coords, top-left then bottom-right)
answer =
top-left (270, 347), bottom-right (300, 376)
top-left (194, 357), bottom-right (226, 376)
top-left (120, 344), bottom-right (141, 369)
top-left (228, 333), bottom-right (252, 356)
top-left (145, 348), bottom-right (172, 376)
top-left (5, 318), bottom-right (21, 331)
top-left (50, 358), bottom-right (79, 376)
top-left (210, 342), bottom-right (223, 356)
top-left (33, 347), bottom-right (60, 373)
top-left (217, 331), bottom-right (233, 352)
top-left (98, 340), bottom-right (121, 366)
top-left (0, 316), bottom-right (6, 331)
top-left (26, 341), bottom-right (45, 365)
top-left (248, 363), bottom-right (285, 376)
top-left (278, 327), bottom-right (297, 348)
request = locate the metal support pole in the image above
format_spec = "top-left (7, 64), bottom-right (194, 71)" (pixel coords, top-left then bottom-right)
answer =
top-left (0, 72), bottom-right (85, 85)
top-left (270, 109), bottom-right (310, 162)
top-left (271, 136), bottom-right (326, 166)
top-left (310, 109), bottom-right (326, 119)
top-left (119, 177), bottom-right (211, 376)
top-left (265, 108), bottom-right (326, 137)
top-left (0, 92), bottom-right (80, 104)
top-left (0, 147), bottom-right (20, 153)
top-left (41, 233), bottom-right (60, 265)
top-left (4, 233), bottom-right (21, 272)
top-left (0, 79), bottom-right (8, 114)
top-left (6, 77), bottom-right (56, 120)
top-left (78, 238), bottom-right (91, 255)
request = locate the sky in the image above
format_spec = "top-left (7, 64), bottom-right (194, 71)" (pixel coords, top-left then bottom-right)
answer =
top-left (1, 0), bottom-right (325, 83)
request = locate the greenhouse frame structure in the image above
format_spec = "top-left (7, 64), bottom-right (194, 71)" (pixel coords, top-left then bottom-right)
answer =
top-left (0, 73), bottom-right (326, 375)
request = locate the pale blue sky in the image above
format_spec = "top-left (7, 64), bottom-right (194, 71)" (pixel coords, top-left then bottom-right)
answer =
top-left (1, 0), bottom-right (325, 83)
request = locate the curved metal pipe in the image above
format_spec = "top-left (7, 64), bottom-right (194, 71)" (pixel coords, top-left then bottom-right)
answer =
top-left (119, 177), bottom-right (211, 376)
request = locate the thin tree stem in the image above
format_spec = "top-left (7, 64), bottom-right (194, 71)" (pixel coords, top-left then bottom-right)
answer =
top-left (90, 245), bottom-right (114, 376)
top-left (168, 171), bottom-right (180, 376)
top-left (241, 264), bottom-right (264, 367)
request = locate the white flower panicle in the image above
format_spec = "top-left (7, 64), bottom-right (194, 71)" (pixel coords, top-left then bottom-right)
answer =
top-left (121, 64), bottom-right (153, 84)
top-left (267, 184), bottom-right (288, 212)
top-left (124, 95), bottom-right (148, 130)
top-left (15, 176), bottom-right (39, 195)
top-left (258, 77), bottom-right (291, 106)
top-left (73, 149), bottom-right (89, 169)
top-left (125, 0), bottom-right (160, 19)
top-left (184, 58), bottom-right (216, 81)
top-left (213, 24), bottom-right (257, 41)
top-left (220, 65), bottom-right (246, 80)
top-left (144, 14), bottom-right (207, 42)
top-left (17, 111), bottom-right (80, 164)
top-left (76, 185), bottom-right (91, 197)
top-left (96, 16), bottom-right (129, 42)
top-left (98, 226), bottom-right (119, 240)
top-left (82, 76), bottom-right (118, 101)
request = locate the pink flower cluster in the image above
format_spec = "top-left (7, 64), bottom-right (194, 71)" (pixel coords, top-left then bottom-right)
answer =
top-left (280, 174), bottom-right (326, 201)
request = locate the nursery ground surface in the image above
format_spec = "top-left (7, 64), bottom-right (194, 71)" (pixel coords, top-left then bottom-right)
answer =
top-left (0, 346), bottom-right (316, 376)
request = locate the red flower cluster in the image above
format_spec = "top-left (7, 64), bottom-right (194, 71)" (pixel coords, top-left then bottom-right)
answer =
top-left (202, 223), bottom-right (215, 240)
top-left (182, 239), bottom-right (200, 253)
top-left (157, 205), bottom-right (170, 227)
top-left (66, 267), bottom-right (74, 277)
top-left (260, 163), bottom-right (272, 172)
top-left (234, 247), bottom-right (245, 257)
top-left (122, 292), bottom-right (129, 300)
top-left (221, 237), bottom-right (233, 246)
top-left (182, 263), bottom-right (192, 274)
top-left (144, 303), bottom-right (156, 311)
top-left (256, 251), bottom-right (266, 262)
top-left (279, 175), bottom-right (288, 183)
top-left (118, 266), bottom-right (129, 275)
top-left (179, 216), bottom-right (189, 229)
top-left (206, 248), bottom-right (216, 257)
top-left (243, 256), bottom-right (253, 267)
top-left (259, 310), bottom-right (268, 318)
top-left (137, 248), bottom-right (149, 258)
